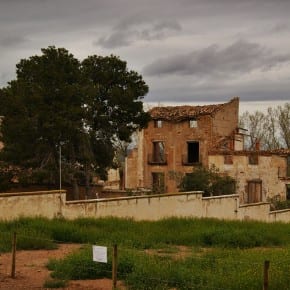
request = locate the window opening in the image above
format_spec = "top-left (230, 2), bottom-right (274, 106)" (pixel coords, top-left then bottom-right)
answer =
top-left (152, 172), bottom-right (165, 193)
top-left (187, 141), bottom-right (199, 163)
top-left (224, 155), bottom-right (233, 164)
top-left (286, 184), bottom-right (290, 200)
top-left (189, 119), bottom-right (197, 128)
top-left (154, 120), bottom-right (162, 128)
top-left (247, 180), bottom-right (262, 203)
top-left (249, 154), bottom-right (258, 165)
top-left (153, 141), bottom-right (165, 163)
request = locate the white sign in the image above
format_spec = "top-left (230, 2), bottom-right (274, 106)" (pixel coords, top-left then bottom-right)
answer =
top-left (92, 245), bottom-right (107, 263)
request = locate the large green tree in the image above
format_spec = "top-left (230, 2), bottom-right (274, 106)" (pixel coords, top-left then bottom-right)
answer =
top-left (0, 47), bottom-right (149, 198)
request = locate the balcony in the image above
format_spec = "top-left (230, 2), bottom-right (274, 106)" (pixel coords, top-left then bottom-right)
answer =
top-left (182, 154), bottom-right (201, 166)
top-left (148, 154), bottom-right (168, 165)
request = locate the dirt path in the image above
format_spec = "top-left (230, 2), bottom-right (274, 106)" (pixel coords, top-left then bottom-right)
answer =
top-left (0, 244), bottom-right (123, 290)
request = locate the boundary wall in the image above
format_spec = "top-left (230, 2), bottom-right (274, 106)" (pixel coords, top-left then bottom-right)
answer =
top-left (0, 190), bottom-right (289, 222)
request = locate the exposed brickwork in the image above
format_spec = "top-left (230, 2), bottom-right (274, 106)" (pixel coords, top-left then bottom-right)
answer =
top-left (126, 98), bottom-right (240, 192)
top-left (125, 97), bottom-right (289, 201)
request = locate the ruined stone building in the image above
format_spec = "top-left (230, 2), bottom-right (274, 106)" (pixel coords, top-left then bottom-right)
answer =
top-left (209, 149), bottom-right (290, 203)
top-left (125, 97), bottom-right (290, 203)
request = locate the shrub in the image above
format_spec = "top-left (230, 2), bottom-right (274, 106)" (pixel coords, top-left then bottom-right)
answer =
top-left (179, 165), bottom-right (235, 196)
top-left (270, 200), bottom-right (290, 210)
top-left (47, 245), bottom-right (136, 281)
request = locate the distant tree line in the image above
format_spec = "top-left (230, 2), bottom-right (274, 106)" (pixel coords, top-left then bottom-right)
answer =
top-left (239, 103), bottom-right (290, 150)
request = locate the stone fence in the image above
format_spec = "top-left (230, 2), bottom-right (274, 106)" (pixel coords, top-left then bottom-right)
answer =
top-left (0, 190), bottom-right (289, 222)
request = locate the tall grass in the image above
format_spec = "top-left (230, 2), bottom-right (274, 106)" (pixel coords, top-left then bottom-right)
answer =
top-left (0, 217), bottom-right (289, 289)
top-left (0, 217), bottom-right (290, 251)
top-left (47, 245), bottom-right (290, 290)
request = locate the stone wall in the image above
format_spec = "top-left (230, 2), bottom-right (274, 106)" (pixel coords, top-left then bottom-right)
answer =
top-left (212, 97), bottom-right (239, 143)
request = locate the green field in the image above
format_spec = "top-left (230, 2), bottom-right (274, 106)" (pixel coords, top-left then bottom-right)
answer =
top-left (0, 217), bottom-right (289, 289)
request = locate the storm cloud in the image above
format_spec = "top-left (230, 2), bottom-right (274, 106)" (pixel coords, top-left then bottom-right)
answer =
top-left (0, 0), bottom-right (290, 107)
top-left (97, 20), bottom-right (182, 49)
top-left (143, 40), bottom-right (290, 78)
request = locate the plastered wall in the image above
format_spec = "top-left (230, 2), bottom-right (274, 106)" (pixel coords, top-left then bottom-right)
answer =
top-left (0, 190), bottom-right (289, 223)
top-left (0, 190), bottom-right (65, 220)
top-left (209, 154), bottom-right (288, 201)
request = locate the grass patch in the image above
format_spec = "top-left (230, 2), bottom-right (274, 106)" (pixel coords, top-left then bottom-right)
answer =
top-left (0, 217), bottom-right (290, 252)
top-left (47, 245), bottom-right (135, 281)
top-left (0, 217), bottom-right (289, 289)
top-left (43, 278), bottom-right (67, 288)
top-left (47, 245), bottom-right (290, 290)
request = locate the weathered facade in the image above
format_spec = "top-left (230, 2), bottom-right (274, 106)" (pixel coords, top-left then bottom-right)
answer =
top-left (209, 150), bottom-right (290, 203)
top-left (126, 98), bottom-right (239, 192)
top-left (125, 97), bottom-right (290, 203)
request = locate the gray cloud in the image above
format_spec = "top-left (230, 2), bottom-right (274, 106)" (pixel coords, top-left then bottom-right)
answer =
top-left (144, 78), bottom-right (290, 104)
top-left (96, 20), bottom-right (182, 49)
top-left (270, 23), bottom-right (290, 33)
top-left (1, 0), bottom-right (290, 104)
top-left (0, 35), bottom-right (28, 47)
top-left (143, 40), bottom-right (290, 78)
top-left (97, 31), bottom-right (132, 49)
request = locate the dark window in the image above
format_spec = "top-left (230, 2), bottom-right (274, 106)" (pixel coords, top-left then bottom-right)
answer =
top-left (286, 184), bottom-right (290, 200)
top-left (249, 154), bottom-right (258, 165)
top-left (287, 156), bottom-right (290, 177)
top-left (188, 141), bottom-right (199, 163)
top-left (224, 155), bottom-right (233, 164)
top-left (247, 180), bottom-right (262, 203)
top-left (154, 120), bottom-right (162, 128)
top-left (152, 172), bottom-right (165, 193)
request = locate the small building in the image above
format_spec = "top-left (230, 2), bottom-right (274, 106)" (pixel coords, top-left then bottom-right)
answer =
top-left (125, 97), bottom-right (290, 203)
top-left (125, 97), bottom-right (239, 193)
top-left (209, 149), bottom-right (290, 203)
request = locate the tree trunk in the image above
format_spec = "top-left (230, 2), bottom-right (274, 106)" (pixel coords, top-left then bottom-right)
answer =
top-left (84, 163), bottom-right (91, 199)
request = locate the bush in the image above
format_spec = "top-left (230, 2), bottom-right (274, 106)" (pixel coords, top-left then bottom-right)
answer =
top-left (179, 165), bottom-right (235, 196)
top-left (270, 200), bottom-right (290, 210)
top-left (47, 245), bottom-right (136, 281)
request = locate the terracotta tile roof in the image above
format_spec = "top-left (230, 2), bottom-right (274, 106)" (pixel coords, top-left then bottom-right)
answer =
top-left (149, 98), bottom-right (238, 121)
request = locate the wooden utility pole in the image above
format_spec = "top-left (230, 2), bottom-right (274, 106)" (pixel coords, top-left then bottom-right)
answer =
top-left (11, 232), bottom-right (17, 278)
top-left (263, 260), bottom-right (270, 290)
top-left (112, 244), bottom-right (118, 290)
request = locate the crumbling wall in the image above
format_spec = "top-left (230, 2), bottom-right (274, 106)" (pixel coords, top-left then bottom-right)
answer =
top-left (125, 148), bottom-right (139, 189)
top-left (212, 97), bottom-right (239, 147)
top-left (209, 153), bottom-right (288, 202)
top-left (142, 114), bottom-right (214, 192)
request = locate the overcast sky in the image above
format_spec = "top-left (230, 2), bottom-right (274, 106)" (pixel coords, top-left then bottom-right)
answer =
top-left (0, 0), bottom-right (289, 111)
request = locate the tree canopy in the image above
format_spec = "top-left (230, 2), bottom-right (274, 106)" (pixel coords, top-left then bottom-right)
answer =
top-left (0, 47), bottom-right (150, 197)
top-left (239, 103), bottom-right (290, 150)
